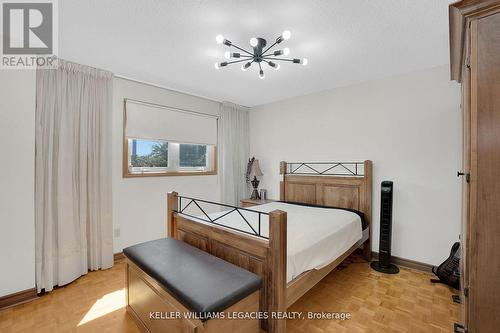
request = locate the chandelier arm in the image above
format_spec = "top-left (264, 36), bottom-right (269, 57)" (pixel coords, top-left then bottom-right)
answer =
top-left (262, 57), bottom-right (295, 62)
top-left (226, 59), bottom-right (251, 65)
top-left (261, 54), bottom-right (287, 58)
top-left (262, 59), bottom-right (276, 68)
top-left (262, 59), bottom-right (276, 65)
top-left (229, 44), bottom-right (254, 56)
top-left (261, 40), bottom-right (279, 56)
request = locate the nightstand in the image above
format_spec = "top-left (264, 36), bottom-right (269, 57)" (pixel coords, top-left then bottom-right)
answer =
top-left (240, 198), bottom-right (276, 208)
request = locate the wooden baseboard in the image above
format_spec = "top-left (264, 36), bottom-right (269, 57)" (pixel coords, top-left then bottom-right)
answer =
top-left (0, 288), bottom-right (38, 310)
top-left (114, 252), bottom-right (125, 262)
top-left (371, 252), bottom-right (433, 273)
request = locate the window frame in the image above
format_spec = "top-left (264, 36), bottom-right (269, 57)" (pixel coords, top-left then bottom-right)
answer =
top-left (123, 137), bottom-right (217, 177)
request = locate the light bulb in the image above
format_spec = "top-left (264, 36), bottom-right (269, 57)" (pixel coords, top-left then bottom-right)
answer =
top-left (275, 63), bottom-right (280, 71)
top-left (302, 58), bottom-right (308, 66)
top-left (224, 51), bottom-right (231, 59)
top-left (283, 47), bottom-right (290, 56)
top-left (214, 62), bottom-right (220, 70)
top-left (215, 35), bottom-right (224, 44)
top-left (250, 37), bottom-right (258, 47)
top-left (241, 64), bottom-right (247, 71)
top-left (259, 70), bottom-right (265, 79)
top-left (282, 30), bottom-right (291, 40)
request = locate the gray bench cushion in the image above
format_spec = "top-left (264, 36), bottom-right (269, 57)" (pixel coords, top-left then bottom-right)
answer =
top-left (123, 238), bottom-right (261, 318)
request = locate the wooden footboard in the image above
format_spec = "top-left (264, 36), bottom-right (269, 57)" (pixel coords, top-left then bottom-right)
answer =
top-left (168, 191), bottom-right (287, 333)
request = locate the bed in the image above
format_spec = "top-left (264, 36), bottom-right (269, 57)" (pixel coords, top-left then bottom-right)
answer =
top-left (184, 201), bottom-right (366, 283)
top-left (167, 161), bottom-right (372, 333)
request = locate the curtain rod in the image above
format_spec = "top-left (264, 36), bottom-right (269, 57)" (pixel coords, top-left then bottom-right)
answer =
top-left (115, 74), bottom-right (250, 109)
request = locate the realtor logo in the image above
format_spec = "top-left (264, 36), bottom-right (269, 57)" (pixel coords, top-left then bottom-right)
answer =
top-left (1, 0), bottom-right (58, 69)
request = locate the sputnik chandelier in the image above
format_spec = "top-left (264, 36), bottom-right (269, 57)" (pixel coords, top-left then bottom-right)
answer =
top-left (214, 30), bottom-right (308, 79)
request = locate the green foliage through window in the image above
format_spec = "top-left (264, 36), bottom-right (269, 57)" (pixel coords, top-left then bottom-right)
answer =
top-left (180, 144), bottom-right (207, 167)
top-left (130, 139), bottom-right (168, 168)
top-left (128, 139), bottom-right (212, 173)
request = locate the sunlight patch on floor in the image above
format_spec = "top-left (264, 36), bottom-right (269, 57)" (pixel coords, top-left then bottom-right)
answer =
top-left (78, 289), bottom-right (126, 326)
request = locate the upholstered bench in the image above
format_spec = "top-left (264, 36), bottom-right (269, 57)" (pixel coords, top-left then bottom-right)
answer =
top-left (123, 238), bottom-right (262, 333)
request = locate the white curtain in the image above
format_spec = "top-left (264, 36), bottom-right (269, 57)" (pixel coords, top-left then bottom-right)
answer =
top-left (35, 59), bottom-right (113, 292)
top-left (219, 102), bottom-right (250, 205)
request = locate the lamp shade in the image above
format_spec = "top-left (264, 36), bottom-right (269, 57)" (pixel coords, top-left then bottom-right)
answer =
top-left (250, 159), bottom-right (264, 178)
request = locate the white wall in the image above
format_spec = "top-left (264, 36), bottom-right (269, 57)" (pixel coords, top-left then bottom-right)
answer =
top-left (0, 70), bottom-right (36, 296)
top-left (0, 74), bottom-right (221, 296)
top-left (112, 78), bottom-right (221, 253)
top-left (0, 64), bottom-right (460, 297)
top-left (249, 65), bottom-right (461, 266)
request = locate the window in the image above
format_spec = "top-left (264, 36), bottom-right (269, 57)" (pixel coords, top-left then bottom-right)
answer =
top-left (126, 139), bottom-right (215, 175)
top-left (123, 99), bottom-right (217, 177)
top-left (128, 139), bottom-right (168, 173)
top-left (180, 144), bottom-right (207, 168)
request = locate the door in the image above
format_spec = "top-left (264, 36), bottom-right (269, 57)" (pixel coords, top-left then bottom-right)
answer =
top-left (468, 13), bottom-right (500, 333)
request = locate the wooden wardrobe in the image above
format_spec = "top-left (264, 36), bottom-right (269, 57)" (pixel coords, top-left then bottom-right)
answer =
top-left (450, 1), bottom-right (500, 332)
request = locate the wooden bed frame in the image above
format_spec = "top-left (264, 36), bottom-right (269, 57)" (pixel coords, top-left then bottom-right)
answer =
top-left (167, 160), bottom-right (372, 333)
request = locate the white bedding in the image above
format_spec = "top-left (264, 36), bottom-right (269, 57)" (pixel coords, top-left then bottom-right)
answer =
top-left (184, 202), bottom-right (363, 282)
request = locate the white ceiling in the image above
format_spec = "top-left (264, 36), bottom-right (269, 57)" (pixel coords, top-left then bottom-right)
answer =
top-left (59, 0), bottom-right (454, 107)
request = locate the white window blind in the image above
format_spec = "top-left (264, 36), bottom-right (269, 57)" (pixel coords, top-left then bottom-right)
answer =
top-left (125, 99), bottom-right (218, 145)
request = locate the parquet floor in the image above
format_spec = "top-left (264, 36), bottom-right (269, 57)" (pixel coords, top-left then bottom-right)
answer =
top-left (0, 255), bottom-right (458, 333)
top-left (287, 256), bottom-right (458, 333)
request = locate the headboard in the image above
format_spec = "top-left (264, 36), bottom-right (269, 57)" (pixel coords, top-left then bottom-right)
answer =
top-left (279, 160), bottom-right (372, 229)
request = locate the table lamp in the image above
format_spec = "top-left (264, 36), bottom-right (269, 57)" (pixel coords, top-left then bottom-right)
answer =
top-left (249, 159), bottom-right (264, 200)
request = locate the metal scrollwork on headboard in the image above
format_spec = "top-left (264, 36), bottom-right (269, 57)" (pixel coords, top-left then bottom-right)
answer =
top-left (284, 162), bottom-right (365, 176)
top-left (279, 160), bottom-right (372, 232)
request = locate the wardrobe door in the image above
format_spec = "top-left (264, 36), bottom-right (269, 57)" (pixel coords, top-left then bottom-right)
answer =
top-left (459, 25), bottom-right (471, 328)
top-left (469, 13), bottom-right (500, 333)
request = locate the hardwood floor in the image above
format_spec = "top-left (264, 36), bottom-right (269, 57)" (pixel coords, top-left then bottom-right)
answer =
top-left (0, 255), bottom-right (458, 333)
top-left (288, 256), bottom-right (458, 333)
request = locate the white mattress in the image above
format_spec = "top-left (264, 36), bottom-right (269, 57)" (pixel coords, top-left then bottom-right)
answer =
top-left (183, 202), bottom-right (363, 282)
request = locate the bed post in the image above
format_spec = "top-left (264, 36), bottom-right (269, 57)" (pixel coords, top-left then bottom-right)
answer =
top-left (268, 209), bottom-right (287, 333)
top-left (279, 161), bottom-right (287, 201)
top-left (167, 191), bottom-right (178, 238)
top-left (363, 160), bottom-right (373, 261)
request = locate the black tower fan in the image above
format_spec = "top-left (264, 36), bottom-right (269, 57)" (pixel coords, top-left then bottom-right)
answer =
top-left (371, 181), bottom-right (399, 274)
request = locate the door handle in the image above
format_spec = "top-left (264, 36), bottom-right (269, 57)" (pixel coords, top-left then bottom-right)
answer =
top-left (457, 171), bottom-right (470, 183)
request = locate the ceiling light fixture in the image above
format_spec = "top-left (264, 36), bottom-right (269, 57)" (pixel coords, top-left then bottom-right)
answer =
top-left (213, 30), bottom-right (307, 79)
